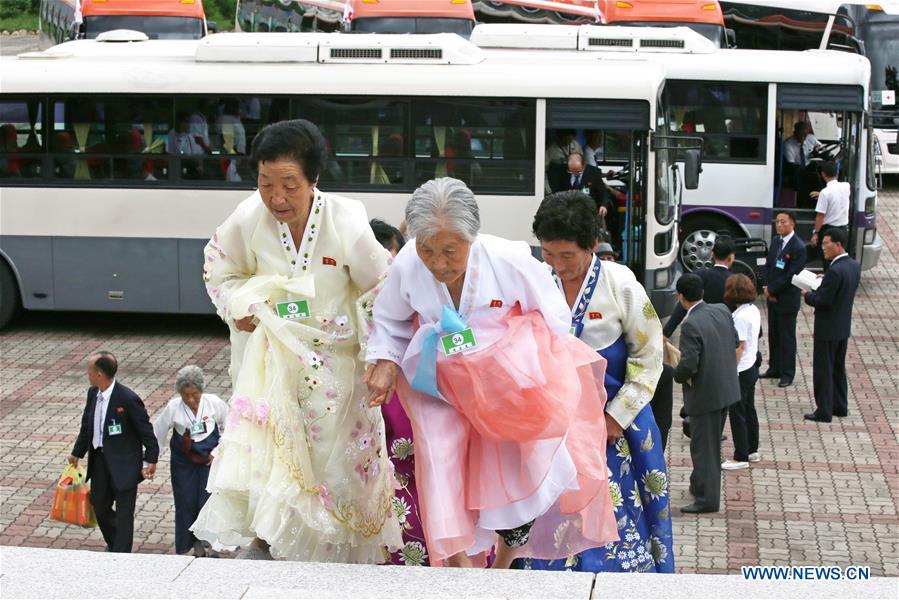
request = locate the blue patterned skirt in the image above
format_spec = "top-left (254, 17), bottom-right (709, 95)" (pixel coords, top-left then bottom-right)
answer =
top-left (521, 336), bottom-right (674, 573)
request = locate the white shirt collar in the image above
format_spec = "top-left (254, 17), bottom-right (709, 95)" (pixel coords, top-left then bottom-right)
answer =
top-left (830, 252), bottom-right (849, 264)
top-left (826, 179), bottom-right (839, 188)
top-left (99, 380), bottom-right (116, 400)
top-left (781, 231), bottom-right (795, 246)
top-left (686, 300), bottom-right (704, 318)
top-left (713, 263), bottom-right (729, 270)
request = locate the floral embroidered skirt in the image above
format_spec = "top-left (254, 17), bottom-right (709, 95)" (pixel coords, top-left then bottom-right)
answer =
top-left (381, 393), bottom-right (429, 566)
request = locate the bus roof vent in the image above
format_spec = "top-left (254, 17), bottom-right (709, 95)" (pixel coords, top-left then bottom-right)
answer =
top-left (588, 37), bottom-right (634, 48)
top-left (95, 29), bottom-right (149, 43)
top-left (640, 38), bottom-right (685, 49)
top-left (318, 33), bottom-right (483, 65)
top-left (579, 26), bottom-right (715, 54)
top-left (195, 33), bottom-right (319, 63)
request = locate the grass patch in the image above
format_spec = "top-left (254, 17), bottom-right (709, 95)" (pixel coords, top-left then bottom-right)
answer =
top-left (0, 14), bottom-right (39, 32)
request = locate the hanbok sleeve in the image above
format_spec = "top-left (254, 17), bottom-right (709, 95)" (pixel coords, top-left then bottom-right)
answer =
top-left (203, 196), bottom-right (259, 323)
top-left (365, 248), bottom-right (416, 365)
top-left (606, 277), bottom-right (664, 430)
top-left (500, 241), bottom-right (571, 338)
top-left (340, 202), bottom-right (392, 360)
top-left (152, 400), bottom-right (175, 457)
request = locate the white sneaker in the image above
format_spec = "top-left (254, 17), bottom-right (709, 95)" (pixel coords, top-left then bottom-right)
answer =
top-left (722, 460), bottom-right (749, 470)
top-left (748, 452), bottom-right (761, 463)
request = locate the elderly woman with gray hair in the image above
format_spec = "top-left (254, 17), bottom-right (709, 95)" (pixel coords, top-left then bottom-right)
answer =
top-left (152, 365), bottom-right (229, 557)
top-left (365, 177), bottom-right (618, 568)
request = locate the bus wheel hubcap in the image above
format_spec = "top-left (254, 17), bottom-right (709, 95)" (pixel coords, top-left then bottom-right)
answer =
top-left (681, 229), bottom-right (717, 271)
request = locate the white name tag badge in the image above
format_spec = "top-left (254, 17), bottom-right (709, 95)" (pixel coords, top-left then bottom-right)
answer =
top-left (775, 259), bottom-right (786, 269)
top-left (108, 422), bottom-right (123, 436)
top-left (190, 422), bottom-right (206, 436)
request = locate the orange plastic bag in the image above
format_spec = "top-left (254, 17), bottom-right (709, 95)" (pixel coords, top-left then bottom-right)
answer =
top-left (49, 464), bottom-right (97, 528)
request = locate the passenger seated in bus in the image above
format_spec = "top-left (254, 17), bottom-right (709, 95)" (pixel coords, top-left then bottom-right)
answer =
top-left (51, 131), bottom-right (76, 179)
top-left (584, 130), bottom-right (604, 167)
top-left (545, 129), bottom-right (582, 166)
top-left (217, 99), bottom-right (246, 155)
top-left (167, 112), bottom-right (209, 156)
top-left (0, 124), bottom-right (21, 178)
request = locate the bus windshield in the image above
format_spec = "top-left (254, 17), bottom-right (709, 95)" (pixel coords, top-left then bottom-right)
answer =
top-left (351, 17), bottom-right (475, 36)
top-left (83, 15), bottom-right (205, 39)
top-left (856, 14), bottom-right (899, 120)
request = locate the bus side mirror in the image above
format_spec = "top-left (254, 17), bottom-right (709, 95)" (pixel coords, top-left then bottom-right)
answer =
top-left (206, 20), bottom-right (218, 34)
top-left (685, 149), bottom-right (702, 190)
top-left (725, 28), bottom-right (736, 49)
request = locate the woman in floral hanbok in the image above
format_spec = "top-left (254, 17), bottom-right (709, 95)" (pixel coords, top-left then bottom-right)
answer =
top-left (525, 191), bottom-right (674, 573)
top-left (191, 120), bottom-right (402, 562)
top-left (364, 178), bottom-right (618, 569)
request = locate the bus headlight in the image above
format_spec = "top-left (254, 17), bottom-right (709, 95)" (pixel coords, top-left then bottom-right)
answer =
top-left (654, 266), bottom-right (672, 289)
top-left (864, 228), bottom-right (876, 245)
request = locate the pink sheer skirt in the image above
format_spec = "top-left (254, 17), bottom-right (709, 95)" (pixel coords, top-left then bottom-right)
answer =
top-left (397, 309), bottom-right (619, 564)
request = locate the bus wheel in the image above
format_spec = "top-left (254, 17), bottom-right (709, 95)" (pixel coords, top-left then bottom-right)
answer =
top-left (0, 261), bottom-right (22, 329)
top-left (679, 216), bottom-right (741, 272)
top-left (731, 259), bottom-right (758, 289)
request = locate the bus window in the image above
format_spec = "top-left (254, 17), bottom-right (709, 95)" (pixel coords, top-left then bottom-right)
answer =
top-left (294, 97), bottom-right (409, 188)
top-left (664, 81), bottom-right (767, 163)
top-left (0, 99), bottom-right (44, 179)
top-left (52, 96), bottom-right (172, 181)
top-left (413, 98), bottom-right (534, 194)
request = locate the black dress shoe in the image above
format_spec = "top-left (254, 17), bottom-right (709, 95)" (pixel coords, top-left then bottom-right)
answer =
top-left (777, 379), bottom-right (793, 388)
top-left (680, 503), bottom-right (718, 514)
top-left (760, 370), bottom-right (781, 379)
top-left (804, 412), bottom-right (831, 423)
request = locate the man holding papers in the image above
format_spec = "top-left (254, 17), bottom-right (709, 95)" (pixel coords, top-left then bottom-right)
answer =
top-left (801, 229), bottom-right (860, 423)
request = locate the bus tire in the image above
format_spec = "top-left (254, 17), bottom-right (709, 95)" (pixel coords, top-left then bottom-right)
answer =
top-left (0, 261), bottom-right (22, 329)
top-left (731, 258), bottom-right (759, 289)
top-left (679, 214), bottom-right (742, 272)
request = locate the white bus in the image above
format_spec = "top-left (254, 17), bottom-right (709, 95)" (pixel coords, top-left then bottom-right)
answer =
top-left (470, 23), bottom-right (882, 277)
top-left (719, 0), bottom-right (899, 176)
top-left (0, 30), bottom-right (687, 327)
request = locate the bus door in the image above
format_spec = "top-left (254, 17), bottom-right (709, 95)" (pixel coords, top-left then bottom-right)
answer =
top-left (544, 99), bottom-right (649, 280)
top-left (774, 84), bottom-right (864, 266)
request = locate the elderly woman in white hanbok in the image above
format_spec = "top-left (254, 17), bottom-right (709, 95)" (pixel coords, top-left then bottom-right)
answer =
top-left (364, 178), bottom-right (618, 569)
top-left (192, 119), bottom-right (402, 562)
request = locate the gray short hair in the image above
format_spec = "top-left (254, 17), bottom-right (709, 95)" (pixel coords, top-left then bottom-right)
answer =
top-left (175, 365), bottom-right (205, 393)
top-left (404, 178), bottom-right (480, 242)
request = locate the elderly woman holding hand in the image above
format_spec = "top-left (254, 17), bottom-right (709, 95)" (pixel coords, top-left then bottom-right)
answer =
top-left (192, 119), bottom-right (401, 562)
top-left (364, 177), bottom-right (618, 569)
top-left (524, 191), bottom-right (672, 573)
top-left (153, 365), bottom-right (229, 557)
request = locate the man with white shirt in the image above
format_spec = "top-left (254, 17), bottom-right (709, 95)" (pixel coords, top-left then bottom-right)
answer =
top-left (69, 351), bottom-right (158, 553)
top-left (782, 122), bottom-right (821, 206)
top-left (801, 229), bottom-right (860, 423)
top-left (809, 161), bottom-right (850, 264)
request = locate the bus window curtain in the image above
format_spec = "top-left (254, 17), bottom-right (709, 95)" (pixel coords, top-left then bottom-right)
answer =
top-left (143, 123), bottom-right (164, 153)
top-left (73, 122), bottom-right (91, 180)
top-left (433, 125), bottom-right (447, 178)
top-left (369, 125), bottom-right (389, 185)
top-left (26, 100), bottom-right (40, 150)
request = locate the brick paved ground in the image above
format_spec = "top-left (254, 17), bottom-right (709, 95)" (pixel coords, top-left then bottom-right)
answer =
top-left (1, 183), bottom-right (897, 575)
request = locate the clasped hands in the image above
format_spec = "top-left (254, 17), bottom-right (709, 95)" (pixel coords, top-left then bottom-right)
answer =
top-left (364, 360), bottom-right (399, 408)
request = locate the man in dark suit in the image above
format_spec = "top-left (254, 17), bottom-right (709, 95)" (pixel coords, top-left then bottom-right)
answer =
top-left (663, 236), bottom-right (735, 338)
top-left (761, 210), bottom-right (806, 388)
top-left (673, 274), bottom-right (740, 514)
top-left (801, 229), bottom-right (860, 423)
top-left (69, 351), bottom-right (159, 553)
top-left (548, 152), bottom-right (618, 240)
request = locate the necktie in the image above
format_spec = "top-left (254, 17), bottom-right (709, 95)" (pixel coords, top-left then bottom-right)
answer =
top-left (799, 144), bottom-right (806, 168)
top-left (572, 175), bottom-right (581, 189)
top-left (92, 392), bottom-right (105, 449)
